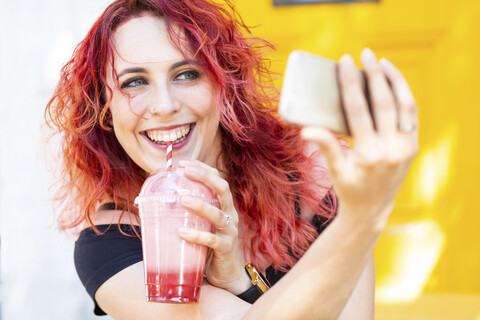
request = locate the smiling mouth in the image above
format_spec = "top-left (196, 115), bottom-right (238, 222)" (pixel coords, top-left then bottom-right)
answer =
top-left (145, 124), bottom-right (192, 145)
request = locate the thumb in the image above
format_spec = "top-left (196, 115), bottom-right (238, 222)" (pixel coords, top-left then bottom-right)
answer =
top-left (301, 126), bottom-right (344, 175)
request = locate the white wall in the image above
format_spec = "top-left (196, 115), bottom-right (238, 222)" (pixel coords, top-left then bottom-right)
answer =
top-left (0, 1), bottom-right (113, 319)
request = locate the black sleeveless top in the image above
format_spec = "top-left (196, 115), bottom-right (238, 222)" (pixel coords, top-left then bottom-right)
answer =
top-left (74, 200), bottom-right (334, 315)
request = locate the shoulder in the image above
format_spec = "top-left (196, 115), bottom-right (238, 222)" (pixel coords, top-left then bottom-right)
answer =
top-left (75, 205), bottom-right (143, 315)
top-left (82, 203), bottom-right (140, 230)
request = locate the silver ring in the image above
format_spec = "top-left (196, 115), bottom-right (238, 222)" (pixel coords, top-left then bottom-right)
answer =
top-left (398, 122), bottom-right (417, 133)
top-left (216, 214), bottom-right (232, 230)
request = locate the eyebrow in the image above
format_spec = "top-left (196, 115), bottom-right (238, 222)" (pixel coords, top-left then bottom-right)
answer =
top-left (116, 60), bottom-right (197, 79)
top-left (117, 67), bottom-right (147, 79)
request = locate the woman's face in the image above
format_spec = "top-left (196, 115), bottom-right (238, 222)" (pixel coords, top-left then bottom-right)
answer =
top-left (106, 15), bottom-right (222, 173)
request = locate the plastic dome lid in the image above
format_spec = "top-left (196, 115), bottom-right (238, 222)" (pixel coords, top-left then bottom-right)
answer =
top-left (134, 168), bottom-right (218, 205)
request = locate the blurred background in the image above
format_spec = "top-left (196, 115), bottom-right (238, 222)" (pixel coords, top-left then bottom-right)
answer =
top-left (235, 0), bottom-right (480, 319)
top-left (0, 0), bottom-right (479, 319)
top-left (0, 1), bottom-right (114, 319)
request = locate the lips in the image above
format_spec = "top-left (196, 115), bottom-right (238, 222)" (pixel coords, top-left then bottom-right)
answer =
top-left (144, 124), bottom-right (192, 145)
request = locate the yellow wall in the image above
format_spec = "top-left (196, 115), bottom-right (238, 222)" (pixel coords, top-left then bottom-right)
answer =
top-left (236, 0), bottom-right (480, 318)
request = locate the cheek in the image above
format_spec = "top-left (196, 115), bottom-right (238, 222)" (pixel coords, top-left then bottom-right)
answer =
top-left (128, 94), bottom-right (150, 115)
top-left (110, 94), bottom-right (149, 129)
top-left (199, 99), bottom-right (219, 131)
top-left (110, 102), bottom-right (131, 131)
top-left (203, 108), bottom-right (220, 141)
top-left (188, 86), bottom-right (218, 118)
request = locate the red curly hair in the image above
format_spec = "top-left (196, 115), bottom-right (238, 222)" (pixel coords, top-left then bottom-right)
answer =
top-left (45, 0), bottom-right (336, 271)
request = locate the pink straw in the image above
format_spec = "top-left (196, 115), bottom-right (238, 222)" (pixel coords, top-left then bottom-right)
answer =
top-left (166, 141), bottom-right (173, 170)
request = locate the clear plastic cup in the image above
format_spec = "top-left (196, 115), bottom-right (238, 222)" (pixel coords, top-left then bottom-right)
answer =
top-left (134, 167), bottom-right (218, 303)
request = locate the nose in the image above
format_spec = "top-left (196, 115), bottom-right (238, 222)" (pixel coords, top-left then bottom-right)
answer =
top-left (148, 83), bottom-right (180, 117)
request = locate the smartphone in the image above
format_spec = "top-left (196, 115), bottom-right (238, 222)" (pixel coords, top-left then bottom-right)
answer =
top-left (278, 50), bottom-right (371, 136)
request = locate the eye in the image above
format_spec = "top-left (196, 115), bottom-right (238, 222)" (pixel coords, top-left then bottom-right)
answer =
top-left (175, 70), bottom-right (201, 81)
top-left (121, 77), bottom-right (148, 89)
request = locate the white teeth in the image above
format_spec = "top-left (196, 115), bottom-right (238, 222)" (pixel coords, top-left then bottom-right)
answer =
top-left (149, 131), bottom-right (156, 141)
top-left (146, 124), bottom-right (191, 144)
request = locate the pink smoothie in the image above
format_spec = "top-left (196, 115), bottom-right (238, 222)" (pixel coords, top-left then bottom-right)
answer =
top-left (135, 168), bottom-right (218, 303)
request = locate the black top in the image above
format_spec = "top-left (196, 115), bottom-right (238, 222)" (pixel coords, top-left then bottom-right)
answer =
top-left (74, 224), bottom-right (142, 315)
top-left (74, 201), bottom-right (334, 315)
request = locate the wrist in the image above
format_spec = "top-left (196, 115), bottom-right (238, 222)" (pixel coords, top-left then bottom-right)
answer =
top-left (236, 263), bottom-right (271, 304)
top-left (337, 203), bottom-right (392, 234)
top-left (229, 266), bottom-right (254, 295)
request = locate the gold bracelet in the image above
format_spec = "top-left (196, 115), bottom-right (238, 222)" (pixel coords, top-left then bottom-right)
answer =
top-left (244, 263), bottom-right (271, 293)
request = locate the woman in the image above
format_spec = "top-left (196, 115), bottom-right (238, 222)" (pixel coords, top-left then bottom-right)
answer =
top-left (45, 0), bottom-right (418, 319)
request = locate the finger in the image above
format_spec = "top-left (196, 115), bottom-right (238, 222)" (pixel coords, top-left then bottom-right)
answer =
top-left (379, 58), bottom-right (419, 135)
top-left (301, 126), bottom-right (345, 176)
top-left (178, 228), bottom-right (232, 252)
top-left (361, 48), bottom-right (397, 136)
top-left (182, 162), bottom-right (235, 212)
top-left (338, 54), bottom-right (375, 141)
top-left (181, 196), bottom-right (229, 230)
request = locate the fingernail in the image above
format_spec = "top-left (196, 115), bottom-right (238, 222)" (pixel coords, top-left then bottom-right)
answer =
top-left (339, 54), bottom-right (355, 67)
top-left (182, 196), bottom-right (194, 205)
top-left (379, 58), bottom-right (394, 72)
top-left (178, 160), bottom-right (189, 167)
top-left (301, 127), bottom-right (317, 140)
top-left (301, 127), bottom-right (329, 140)
top-left (177, 228), bottom-right (189, 236)
top-left (361, 48), bottom-right (377, 64)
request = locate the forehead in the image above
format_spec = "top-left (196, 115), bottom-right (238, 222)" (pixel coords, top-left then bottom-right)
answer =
top-left (112, 15), bottom-right (186, 65)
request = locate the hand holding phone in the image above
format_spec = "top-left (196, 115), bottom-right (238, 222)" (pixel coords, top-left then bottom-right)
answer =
top-left (294, 48), bottom-right (418, 240)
